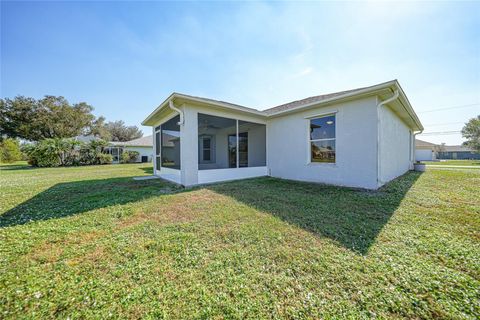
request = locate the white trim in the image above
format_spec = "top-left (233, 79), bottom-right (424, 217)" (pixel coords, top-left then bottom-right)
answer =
top-left (143, 93), bottom-right (265, 126)
top-left (304, 110), bottom-right (338, 119)
top-left (143, 80), bottom-right (423, 132)
top-left (198, 166), bottom-right (268, 185)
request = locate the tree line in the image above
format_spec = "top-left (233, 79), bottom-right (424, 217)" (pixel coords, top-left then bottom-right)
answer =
top-left (0, 95), bottom-right (143, 142)
top-left (0, 95), bottom-right (145, 164)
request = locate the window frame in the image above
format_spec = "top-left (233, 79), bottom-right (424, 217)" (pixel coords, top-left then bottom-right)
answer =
top-left (307, 113), bottom-right (337, 165)
top-left (198, 135), bottom-right (215, 164)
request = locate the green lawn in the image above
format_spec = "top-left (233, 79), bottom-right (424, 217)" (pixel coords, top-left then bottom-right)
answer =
top-left (426, 160), bottom-right (480, 166)
top-left (1, 163), bottom-right (479, 318)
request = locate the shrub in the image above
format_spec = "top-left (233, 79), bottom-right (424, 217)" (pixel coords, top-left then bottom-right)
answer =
top-left (23, 138), bottom-right (111, 167)
top-left (0, 138), bottom-right (23, 163)
top-left (121, 151), bottom-right (139, 163)
top-left (97, 153), bottom-right (113, 165)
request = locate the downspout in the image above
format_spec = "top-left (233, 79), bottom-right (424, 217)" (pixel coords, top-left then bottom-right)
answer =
top-left (412, 129), bottom-right (424, 165)
top-left (169, 100), bottom-right (184, 125)
top-left (377, 90), bottom-right (399, 187)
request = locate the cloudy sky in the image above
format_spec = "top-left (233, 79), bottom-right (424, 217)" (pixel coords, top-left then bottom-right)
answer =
top-left (1, 1), bottom-right (479, 144)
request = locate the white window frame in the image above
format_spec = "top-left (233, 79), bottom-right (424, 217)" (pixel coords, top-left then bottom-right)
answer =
top-left (307, 113), bottom-right (336, 165)
top-left (199, 135), bottom-right (215, 164)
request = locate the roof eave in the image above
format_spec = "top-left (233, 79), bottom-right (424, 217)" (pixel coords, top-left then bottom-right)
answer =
top-left (265, 80), bottom-right (398, 118)
top-left (142, 92), bottom-right (177, 126)
top-left (142, 93), bottom-right (266, 126)
top-left (266, 80), bottom-right (424, 132)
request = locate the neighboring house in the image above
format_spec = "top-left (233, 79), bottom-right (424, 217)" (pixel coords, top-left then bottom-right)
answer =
top-left (437, 145), bottom-right (480, 160)
top-left (415, 139), bottom-right (437, 161)
top-left (142, 80), bottom-right (423, 189)
top-left (74, 134), bottom-right (99, 143)
top-left (106, 136), bottom-right (153, 163)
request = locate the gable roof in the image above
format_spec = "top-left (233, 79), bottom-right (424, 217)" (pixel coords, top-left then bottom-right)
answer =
top-left (415, 139), bottom-right (437, 147)
top-left (142, 80), bottom-right (423, 131)
top-left (263, 86), bottom-right (377, 115)
top-left (110, 135), bottom-right (153, 147)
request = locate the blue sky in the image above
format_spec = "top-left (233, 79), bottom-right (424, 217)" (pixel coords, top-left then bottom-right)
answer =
top-left (1, 1), bottom-right (479, 144)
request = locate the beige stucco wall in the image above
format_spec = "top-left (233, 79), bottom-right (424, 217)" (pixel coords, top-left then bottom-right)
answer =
top-left (267, 96), bottom-right (379, 189)
top-left (378, 104), bottom-right (413, 186)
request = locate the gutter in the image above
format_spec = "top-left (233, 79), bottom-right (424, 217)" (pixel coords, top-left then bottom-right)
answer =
top-left (169, 100), bottom-right (184, 126)
top-left (377, 89), bottom-right (400, 187)
top-left (412, 129), bottom-right (424, 164)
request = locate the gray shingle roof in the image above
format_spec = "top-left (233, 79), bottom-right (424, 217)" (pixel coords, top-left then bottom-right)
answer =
top-left (175, 83), bottom-right (389, 117)
top-left (110, 135), bottom-right (152, 147)
top-left (262, 87), bottom-right (368, 115)
top-left (415, 139), bottom-right (437, 147)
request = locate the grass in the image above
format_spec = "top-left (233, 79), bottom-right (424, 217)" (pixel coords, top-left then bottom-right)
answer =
top-left (1, 163), bottom-right (479, 318)
top-left (425, 160), bottom-right (480, 166)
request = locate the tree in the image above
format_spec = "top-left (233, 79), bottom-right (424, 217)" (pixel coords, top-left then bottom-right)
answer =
top-left (0, 95), bottom-right (96, 141)
top-left (461, 115), bottom-right (480, 152)
top-left (88, 116), bottom-right (112, 141)
top-left (0, 138), bottom-right (22, 163)
top-left (104, 120), bottom-right (143, 142)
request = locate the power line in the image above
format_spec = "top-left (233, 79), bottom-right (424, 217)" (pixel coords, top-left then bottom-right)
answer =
top-left (418, 103), bottom-right (480, 113)
top-left (419, 131), bottom-right (461, 136)
top-left (423, 121), bottom-right (465, 127)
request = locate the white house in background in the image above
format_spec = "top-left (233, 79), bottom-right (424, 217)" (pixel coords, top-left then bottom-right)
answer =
top-left (106, 136), bottom-right (153, 164)
top-left (142, 80), bottom-right (423, 189)
top-left (415, 139), bottom-right (437, 161)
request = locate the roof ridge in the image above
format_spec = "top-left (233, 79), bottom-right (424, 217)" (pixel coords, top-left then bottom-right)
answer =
top-left (262, 80), bottom-right (397, 115)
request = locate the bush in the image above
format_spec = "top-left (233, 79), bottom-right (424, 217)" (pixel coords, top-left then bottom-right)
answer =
top-left (0, 138), bottom-right (23, 163)
top-left (22, 139), bottom-right (63, 167)
top-left (97, 153), bottom-right (113, 165)
top-left (24, 138), bottom-right (111, 167)
top-left (121, 151), bottom-right (139, 163)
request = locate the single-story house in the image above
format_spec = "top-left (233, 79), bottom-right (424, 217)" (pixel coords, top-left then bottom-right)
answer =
top-left (142, 80), bottom-right (423, 189)
top-left (106, 136), bottom-right (154, 163)
top-left (437, 145), bottom-right (480, 160)
top-left (415, 139), bottom-right (437, 161)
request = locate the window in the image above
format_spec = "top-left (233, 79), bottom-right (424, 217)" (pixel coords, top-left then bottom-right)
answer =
top-left (309, 115), bottom-right (335, 163)
top-left (199, 135), bottom-right (214, 163)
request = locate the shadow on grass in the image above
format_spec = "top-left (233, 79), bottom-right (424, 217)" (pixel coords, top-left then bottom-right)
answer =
top-left (0, 177), bottom-right (179, 228)
top-left (0, 163), bottom-right (33, 171)
top-left (207, 172), bottom-right (421, 254)
top-left (141, 166), bottom-right (154, 175)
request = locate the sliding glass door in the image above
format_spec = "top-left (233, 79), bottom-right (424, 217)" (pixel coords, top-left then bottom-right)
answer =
top-left (228, 132), bottom-right (248, 168)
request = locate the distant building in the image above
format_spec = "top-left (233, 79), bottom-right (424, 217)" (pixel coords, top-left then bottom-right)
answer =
top-left (106, 135), bottom-right (153, 164)
top-left (437, 145), bottom-right (480, 160)
top-left (415, 139), bottom-right (437, 161)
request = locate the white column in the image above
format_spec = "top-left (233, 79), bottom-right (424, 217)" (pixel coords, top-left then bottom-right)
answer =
top-left (180, 105), bottom-right (198, 186)
top-left (236, 119), bottom-right (239, 168)
top-left (152, 126), bottom-right (156, 175)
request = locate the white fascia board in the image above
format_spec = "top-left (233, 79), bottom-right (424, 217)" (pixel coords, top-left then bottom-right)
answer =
top-left (267, 81), bottom-right (398, 118)
top-left (142, 80), bottom-right (423, 132)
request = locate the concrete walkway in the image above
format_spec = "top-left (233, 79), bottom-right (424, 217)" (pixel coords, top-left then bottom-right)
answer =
top-left (133, 175), bottom-right (161, 181)
top-left (427, 165), bottom-right (480, 169)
